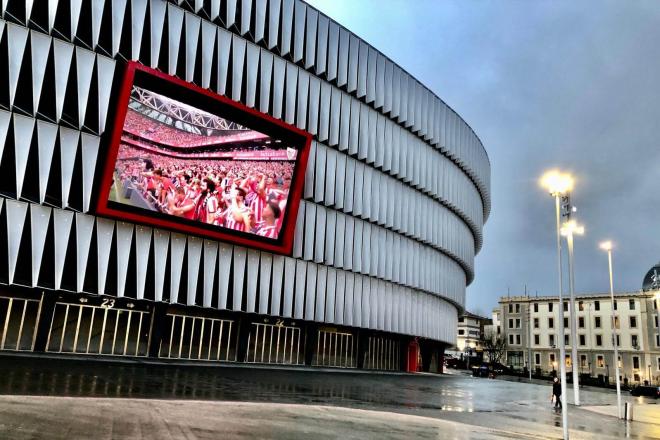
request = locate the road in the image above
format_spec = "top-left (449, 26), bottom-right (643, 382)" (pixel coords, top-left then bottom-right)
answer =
top-left (0, 355), bottom-right (657, 439)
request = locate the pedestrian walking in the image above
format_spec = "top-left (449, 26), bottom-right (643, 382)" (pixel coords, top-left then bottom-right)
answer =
top-left (551, 377), bottom-right (562, 409)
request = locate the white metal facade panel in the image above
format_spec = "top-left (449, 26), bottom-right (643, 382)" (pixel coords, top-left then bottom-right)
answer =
top-left (0, 3), bottom-right (492, 345)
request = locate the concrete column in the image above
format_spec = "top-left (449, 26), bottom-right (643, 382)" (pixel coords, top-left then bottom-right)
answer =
top-left (236, 317), bottom-right (251, 363)
top-left (303, 322), bottom-right (318, 366)
top-left (33, 292), bottom-right (58, 352)
top-left (147, 302), bottom-right (169, 358)
top-left (357, 330), bottom-right (369, 369)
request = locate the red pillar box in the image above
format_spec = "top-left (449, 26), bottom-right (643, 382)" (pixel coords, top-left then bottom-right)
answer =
top-left (407, 340), bottom-right (420, 373)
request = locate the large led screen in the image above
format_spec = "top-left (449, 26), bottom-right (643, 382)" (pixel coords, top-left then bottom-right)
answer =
top-left (97, 62), bottom-right (312, 254)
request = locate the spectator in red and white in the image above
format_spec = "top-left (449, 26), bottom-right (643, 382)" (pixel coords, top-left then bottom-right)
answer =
top-left (195, 178), bottom-right (220, 225)
top-left (165, 186), bottom-right (197, 220)
top-left (256, 201), bottom-right (281, 239)
top-left (224, 187), bottom-right (252, 232)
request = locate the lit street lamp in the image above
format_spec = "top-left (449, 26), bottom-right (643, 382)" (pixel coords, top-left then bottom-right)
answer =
top-left (540, 170), bottom-right (572, 440)
top-left (599, 240), bottom-right (622, 419)
top-left (561, 220), bottom-right (584, 406)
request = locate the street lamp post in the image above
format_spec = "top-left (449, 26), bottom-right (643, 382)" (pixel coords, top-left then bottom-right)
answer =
top-left (599, 241), bottom-right (622, 419)
top-left (655, 291), bottom-right (660, 385)
top-left (561, 220), bottom-right (584, 406)
top-left (541, 170), bottom-right (572, 440)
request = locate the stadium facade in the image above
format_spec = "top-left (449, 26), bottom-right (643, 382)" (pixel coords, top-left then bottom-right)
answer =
top-left (0, 0), bottom-right (490, 372)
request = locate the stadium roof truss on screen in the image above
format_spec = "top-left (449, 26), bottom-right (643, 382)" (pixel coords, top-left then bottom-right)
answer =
top-left (97, 62), bottom-right (313, 255)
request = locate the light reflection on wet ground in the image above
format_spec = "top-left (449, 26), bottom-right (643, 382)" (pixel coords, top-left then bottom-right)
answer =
top-left (0, 356), bottom-right (658, 439)
top-left (0, 356), bottom-right (479, 412)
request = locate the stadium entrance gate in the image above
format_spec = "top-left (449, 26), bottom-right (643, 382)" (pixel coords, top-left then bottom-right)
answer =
top-left (0, 287), bottom-right (439, 372)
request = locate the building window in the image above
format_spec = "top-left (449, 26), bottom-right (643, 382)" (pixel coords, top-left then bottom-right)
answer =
top-left (614, 316), bottom-right (620, 329)
top-left (578, 301), bottom-right (584, 311)
top-left (594, 300), bottom-right (600, 311)
top-left (618, 356), bottom-right (622, 368)
top-left (549, 353), bottom-right (556, 368)
top-left (534, 334), bottom-right (540, 345)
top-left (535, 353), bottom-right (541, 365)
top-left (565, 355), bottom-right (571, 368)
top-left (630, 316), bottom-right (637, 328)
top-left (563, 317), bottom-right (569, 328)
top-left (515, 304), bottom-right (520, 313)
top-left (533, 303), bottom-right (538, 313)
top-left (633, 356), bottom-right (640, 370)
top-left (633, 374), bottom-right (640, 382)
top-left (515, 319), bottom-right (521, 329)
top-left (549, 334), bottom-right (555, 347)
top-left (509, 335), bottom-right (514, 345)
top-left (655, 315), bottom-right (658, 328)
top-left (516, 335), bottom-right (521, 345)
top-left (534, 318), bottom-right (539, 328)
top-left (509, 319), bottom-right (514, 329)
top-left (497, 326), bottom-right (501, 335)
top-left (564, 334), bottom-right (569, 346)
top-left (629, 299), bottom-right (635, 310)
top-left (657, 357), bottom-right (660, 371)
top-left (631, 335), bottom-right (638, 348)
top-left (596, 335), bottom-right (602, 346)
top-left (613, 300), bottom-right (617, 310)
top-left (616, 335), bottom-right (620, 347)
top-left (578, 317), bottom-right (585, 328)
top-left (458, 329), bottom-right (465, 335)
top-left (580, 355), bottom-right (587, 367)
top-left (597, 355), bottom-right (604, 368)
top-left (579, 335), bottom-right (586, 346)
top-left (509, 304), bottom-right (513, 313)
top-left (548, 318), bottom-right (554, 329)
top-left (548, 303), bottom-right (553, 312)
top-left (656, 334), bottom-right (659, 347)
top-left (563, 301), bottom-right (568, 312)
top-left (507, 351), bottom-right (525, 367)
top-left (458, 317), bottom-right (465, 323)
top-left (595, 316), bottom-right (601, 328)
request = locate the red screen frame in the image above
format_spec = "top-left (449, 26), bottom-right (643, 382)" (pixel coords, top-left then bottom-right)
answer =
top-left (96, 62), bottom-right (312, 255)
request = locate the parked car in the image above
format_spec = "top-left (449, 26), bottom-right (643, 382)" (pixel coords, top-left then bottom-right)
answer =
top-left (630, 385), bottom-right (660, 398)
top-left (471, 364), bottom-right (489, 377)
top-left (471, 362), bottom-right (509, 378)
top-left (446, 358), bottom-right (463, 369)
top-left (488, 362), bottom-right (508, 374)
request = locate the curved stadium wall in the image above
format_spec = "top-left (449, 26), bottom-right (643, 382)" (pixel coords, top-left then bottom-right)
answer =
top-left (0, 0), bottom-right (489, 371)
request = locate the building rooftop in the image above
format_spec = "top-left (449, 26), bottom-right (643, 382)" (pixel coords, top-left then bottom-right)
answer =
top-left (498, 290), bottom-right (658, 303)
top-left (460, 310), bottom-right (491, 321)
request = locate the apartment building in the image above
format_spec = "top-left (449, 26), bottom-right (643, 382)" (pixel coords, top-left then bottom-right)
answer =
top-left (456, 311), bottom-right (491, 353)
top-left (496, 291), bottom-right (660, 385)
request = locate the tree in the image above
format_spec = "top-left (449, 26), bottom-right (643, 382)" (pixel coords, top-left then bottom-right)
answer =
top-left (482, 335), bottom-right (507, 364)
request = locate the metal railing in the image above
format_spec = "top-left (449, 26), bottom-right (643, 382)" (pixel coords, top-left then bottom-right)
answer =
top-left (364, 336), bottom-right (401, 371)
top-left (46, 302), bottom-right (150, 356)
top-left (313, 329), bottom-right (356, 368)
top-left (158, 314), bottom-right (237, 362)
top-left (0, 295), bottom-right (42, 352)
top-left (245, 322), bottom-right (303, 365)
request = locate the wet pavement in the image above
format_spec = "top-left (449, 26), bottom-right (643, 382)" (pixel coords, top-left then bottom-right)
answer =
top-left (0, 355), bottom-right (658, 439)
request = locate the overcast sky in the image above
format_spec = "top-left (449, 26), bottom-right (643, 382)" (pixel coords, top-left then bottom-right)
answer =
top-left (306, 0), bottom-right (660, 316)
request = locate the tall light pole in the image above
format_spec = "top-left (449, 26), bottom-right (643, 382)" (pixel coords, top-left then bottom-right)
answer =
top-left (655, 291), bottom-right (660, 385)
top-left (528, 297), bottom-right (532, 381)
top-left (540, 170), bottom-right (572, 440)
top-left (561, 220), bottom-right (584, 406)
top-left (599, 241), bottom-right (622, 419)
